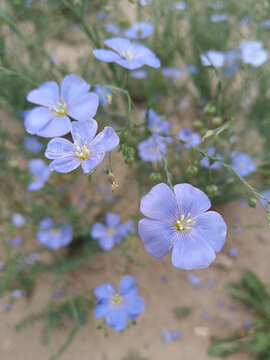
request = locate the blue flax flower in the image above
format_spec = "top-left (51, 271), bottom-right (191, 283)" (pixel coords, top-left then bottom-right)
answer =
top-left (138, 137), bottom-right (167, 163)
top-left (93, 38), bottom-right (161, 70)
top-left (200, 147), bottom-right (222, 169)
top-left (178, 128), bottom-right (201, 148)
top-left (138, 183), bottom-right (227, 270)
top-left (37, 217), bottom-right (73, 250)
top-left (28, 159), bottom-right (50, 191)
top-left (163, 330), bottom-right (181, 343)
top-left (143, 108), bottom-right (171, 142)
top-left (200, 50), bottom-right (225, 67)
top-left (23, 136), bottom-right (43, 153)
top-left (231, 152), bottom-right (256, 177)
top-left (25, 74), bottom-right (99, 137)
top-left (45, 119), bottom-right (119, 174)
top-left (261, 190), bottom-right (270, 210)
top-left (210, 13), bottom-right (228, 22)
top-left (94, 275), bottom-right (145, 331)
top-left (239, 40), bottom-right (268, 67)
top-left (93, 85), bottom-right (112, 106)
top-left (91, 213), bottom-right (134, 251)
top-left (124, 22), bottom-right (154, 39)
top-left (162, 67), bottom-right (181, 79)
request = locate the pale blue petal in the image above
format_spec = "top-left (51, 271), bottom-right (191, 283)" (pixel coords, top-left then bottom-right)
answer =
top-left (94, 283), bottom-right (115, 299)
top-left (93, 49), bottom-right (120, 62)
top-left (114, 57), bottom-right (146, 70)
top-left (91, 126), bottom-right (119, 152)
top-left (94, 299), bottom-right (111, 318)
top-left (71, 119), bottom-right (98, 145)
top-left (174, 184), bottom-right (211, 217)
top-left (192, 211), bottom-right (227, 252)
top-left (60, 74), bottom-right (90, 103)
top-left (105, 213), bottom-right (121, 228)
top-left (140, 183), bottom-right (178, 220)
top-left (81, 153), bottom-right (105, 173)
top-left (28, 159), bottom-right (47, 175)
top-left (138, 218), bottom-right (175, 258)
top-left (36, 116), bottom-right (71, 138)
top-left (45, 138), bottom-right (75, 159)
top-left (171, 234), bottom-right (216, 270)
top-left (24, 107), bottom-right (54, 134)
top-left (118, 275), bottom-right (138, 296)
top-left (98, 236), bottom-right (115, 251)
top-left (125, 296), bottom-right (145, 319)
top-left (67, 93), bottom-right (99, 120)
top-left (49, 157), bottom-right (81, 173)
top-left (91, 223), bottom-right (107, 239)
top-left (104, 37), bottom-right (131, 53)
top-left (106, 308), bottom-right (127, 331)
top-left (27, 180), bottom-right (45, 191)
top-left (27, 81), bottom-right (59, 107)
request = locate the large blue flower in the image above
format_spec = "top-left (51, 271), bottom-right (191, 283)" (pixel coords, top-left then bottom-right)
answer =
top-left (25, 74), bottom-right (99, 138)
top-left (93, 38), bottom-right (161, 70)
top-left (37, 217), bottom-right (73, 250)
top-left (94, 275), bottom-right (145, 331)
top-left (45, 119), bottom-right (119, 174)
top-left (231, 151), bottom-right (256, 177)
top-left (91, 213), bottom-right (134, 251)
top-left (27, 159), bottom-right (50, 191)
top-left (138, 183), bottom-right (227, 270)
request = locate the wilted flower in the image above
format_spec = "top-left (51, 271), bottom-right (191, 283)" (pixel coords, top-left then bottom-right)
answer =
top-left (94, 275), bottom-right (145, 331)
top-left (25, 74), bottom-right (99, 137)
top-left (124, 22), bottom-right (154, 39)
top-left (37, 217), bottom-right (73, 250)
top-left (93, 38), bottom-right (161, 70)
top-left (138, 183), bottom-right (227, 270)
top-left (45, 119), bottom-right (119, 174)
top-left (231, 151), bottom-right (256, 176)
top-left (27, 159), bottom-right (50, 191)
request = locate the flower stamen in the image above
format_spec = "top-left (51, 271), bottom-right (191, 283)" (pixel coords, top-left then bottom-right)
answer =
top-left (175, 213), bottom-right (196, 232)
top-left (111, 293), bottom-right (123, 306)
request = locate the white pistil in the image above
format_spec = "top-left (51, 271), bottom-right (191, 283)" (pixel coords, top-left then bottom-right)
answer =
top-left (175, 212), bottom-right (196, 232)
top-left (74, 141), bottom-right (90, 160)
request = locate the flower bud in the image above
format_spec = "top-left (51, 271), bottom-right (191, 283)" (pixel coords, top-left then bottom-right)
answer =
top-left (204, 104), bottom-right (216, 116)
top-left (212, 116), bottom-right (222, 127)
top-left (206, 184), bottom-right (218, 196)
top-left (150, 172), bottom-right (161, 183)
top-left (187, 165), bottom-right (198, 176)
top-left (248, 198), bottom-right (257, 208)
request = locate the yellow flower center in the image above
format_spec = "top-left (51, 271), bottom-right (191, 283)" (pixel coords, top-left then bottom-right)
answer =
top-left (54, 101), bottom-right (67, 116)
top-left (107, 228), bottom-right (116, 236)
top-left (175, 212), bottom-right (196, 232)
top-left (111, 293), bottom-right (123, 306)
top-left (74, 142), bottom-right (90, 160)
top-left (52, 229), bottom-right (60, 236)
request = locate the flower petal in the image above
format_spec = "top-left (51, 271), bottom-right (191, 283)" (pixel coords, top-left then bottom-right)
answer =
top-left (104, 37), bottom-right (131, 53)
top-left (118, 275), bottom-right (138, 296)
top-left (81, 153), bottom-right (105, 173)
top-left (24, 107), bottom-right (55, 135)
top-left (91, 126), bottom-right (119, 152)
top-left (60, 74), bottom-right (90, 103)
top-left (71, 119), bottom-right (98, 145)
top-left (91, 223), bottom-right (107, 239)
top-left (49, 157), bottom-right (81, 173)
top-left (45, 138), bottom-right (75, 159)
top-left (105, 213), bottom-right (120, 228)
top-left (192, 211), bottom-right (227, 252)
top-left (106, 308), bottom-right (127, 331)
top-left (67, 93), bottom-right (99, 121)
top-left (171, 234), bottom-right (216, 270)
top-left (98, 236), bottom-right (115, 251)
top-left (94, 283), bottom-right (115, 299)
top-left (94, 299), bottom-right (111, 318)
top-left (93, 49), bottom-right (120, 62)
top-left (138, 218), bottom-right (175, 258)
top-left (37, 116), bottom-right (71, 138)
top-left (140, 183), bottom-right (178, 220)
top-left (27, 180), bottom-right (45, 192)
top-left (174, 183), bottom-right (211, 217)
top-left (27, 81), bottom-right (59, 107)
top-left (125, 296), bottom-right (145, 320)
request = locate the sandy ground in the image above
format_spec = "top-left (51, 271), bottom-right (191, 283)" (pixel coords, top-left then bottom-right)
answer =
top-left (0, 197), bottom-right (269, 360)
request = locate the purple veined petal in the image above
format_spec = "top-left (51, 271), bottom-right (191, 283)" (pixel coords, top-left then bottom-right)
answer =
top-left (171, 233), bottom-right (216, 270)
top-left (94, 299), bottom-right (111, 318)
top-left (60, 74), bottom-right (90, 104)
top-left (67, 92), bottom-right (99, 121)
top-left (98, 236), bottom-right (115, 251)
top-left (36, 116), bottom-right (72, 138)
top-left (27, 81), bottom-right (59, 107)
top-left (192, 211), bottom-right (227, 252)
top-left (138, 218), bottom-right (176, 258)
top-left (49, 157), bottom-right (81, 173)
top-left (104, 37), bottom-right (131, 53)
top-left (45, 137), bottom-right (75, 159)
top-left (81, 153), bottom-right (105, 173)
top-left (93, 49), bottom-right (120, 62)
top-left (24, 107), bottom-right (55, 135)
top-left (91, 126), bottom-right (119, 152)
top-left (174, 184), bottom-right (211, 217)
top-left (125, 295), bottom-right (145, 319)
top-left (94, 283), bottom-right (115, 299)
top-left (71, 119), bottom-right (98, 145)
top-left (106, 307), bottom-right (127, 331)
top-left (118, 275), bottom-right (138, 296)
top-left (91, 223), bottom-right (107, 239)
top-left (140, 183), bottom-right (178, 220)
top-left (105, 213), bottom-right (121, 228)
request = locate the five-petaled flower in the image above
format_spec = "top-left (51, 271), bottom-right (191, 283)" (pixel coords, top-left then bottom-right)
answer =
top-left (138, 183), bottom-right (227, 270)
top-left (93, 38), bottom-right (161, 70)
top-left (45, 119), bottom-right (119, 174)
top-left (37, 217), bottom-right (73, 250)
top-left (94, 275), bottom-right (145, 331)
top-left (24, 74), bottom-right (99, 137)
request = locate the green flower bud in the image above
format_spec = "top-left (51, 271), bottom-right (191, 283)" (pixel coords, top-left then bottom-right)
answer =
top-left (212, 116), bottom-right (222, 127)
top-left (204, 104), bottom-right (216, 116)
top-left (150, 172), bottom-right (161, 183)
top-left (206, 184), bottom-right (218, 196)
top-left (194, 120), bottom-right (203, 130)
top-left (248, 198), bottom-right (257, 208)
top-left (187, 165), bottom-right (198, 176)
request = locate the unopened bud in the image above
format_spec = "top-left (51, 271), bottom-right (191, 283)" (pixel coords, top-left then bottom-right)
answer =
top-left (206, 184), bottom-right (218, 196)
top-left (150, 172), bottom-right (161, 183)
top-left (187, 165), bottom-right (198, 176)
top-left (194, 120), bottom-right (203, 130)
top-left (204, 104), bottom-right (216, 116)
top-left (248, 198), bottom-right (257, 208)
top-left (212, 116), bottom-right (222, 127)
